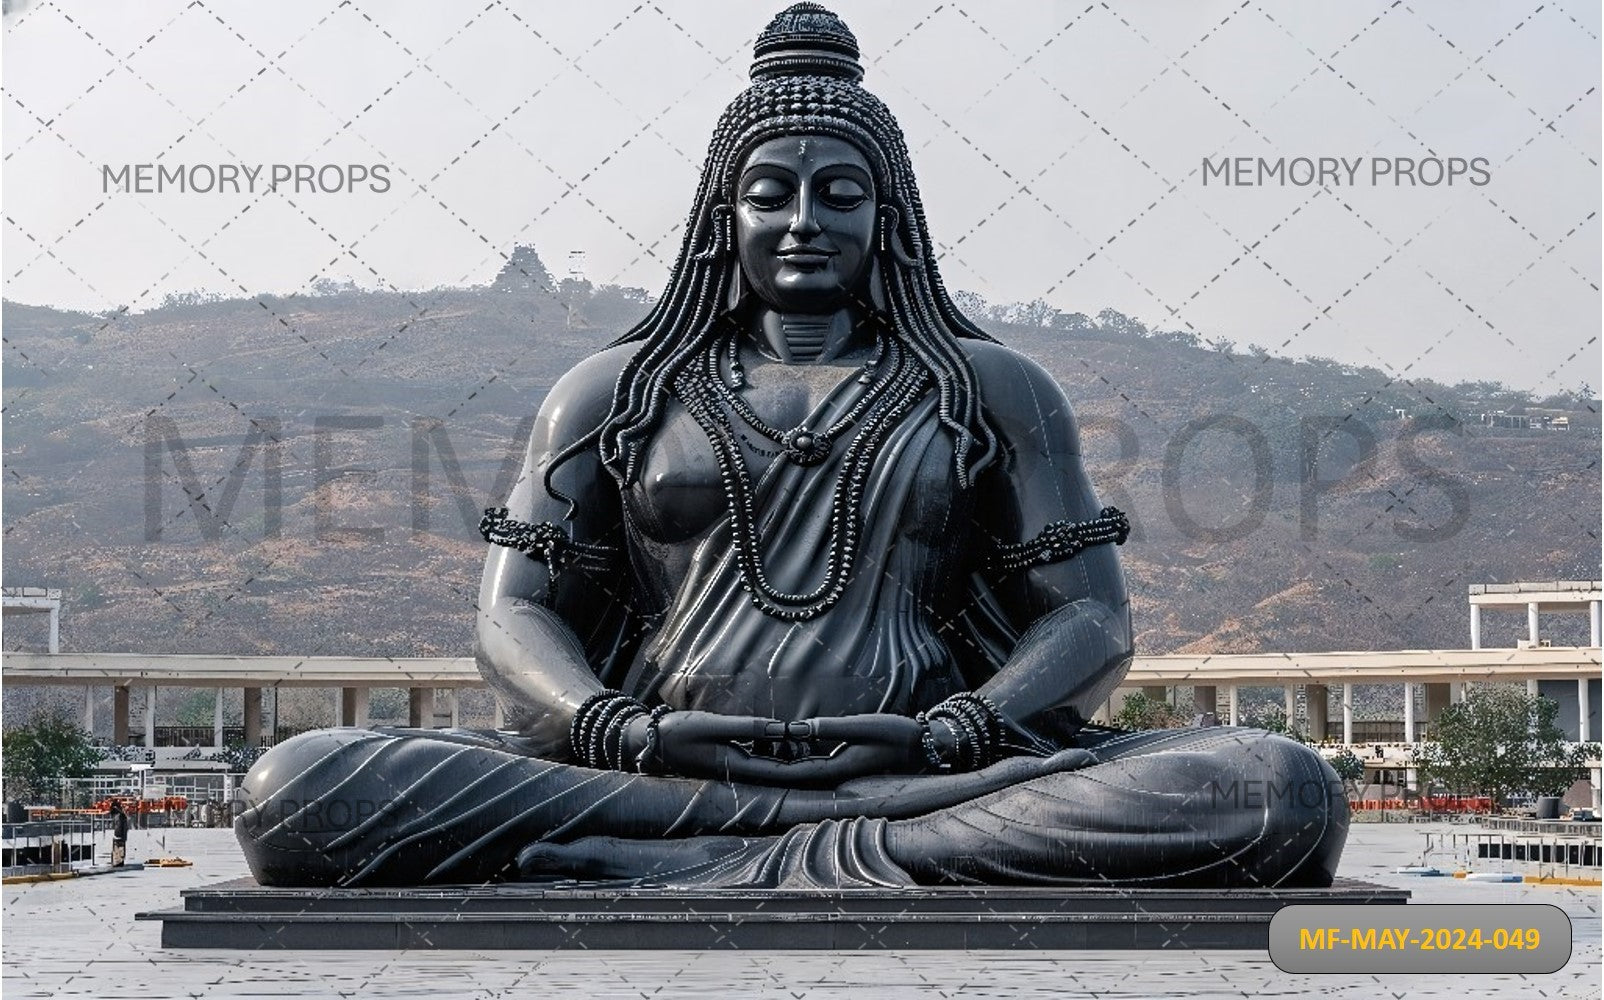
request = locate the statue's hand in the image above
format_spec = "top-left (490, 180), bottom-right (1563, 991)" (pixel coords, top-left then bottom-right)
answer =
top-left (789, 713), bottom-right (928, 779)
top-left (623, 711), bottom-right (925, 787)
top-left (623, 711), bottom-right (790, 783)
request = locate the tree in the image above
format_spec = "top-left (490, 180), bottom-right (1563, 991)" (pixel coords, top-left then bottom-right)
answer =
top-left (2, 711), bottom-right (105, 803)
top-left (1530, 740), bottom-right (1600, 798)
top-left (1326, 748), bottom-right (1366, 800)
top-left (208, 741), bottom-right (267, 774)
top-left (1095, 308), bottom-right (1147, 339)
top-left (999, 298), bottom-right (1055, 327)
top-left (950, 289), bottom-right (986, 315)
top-left (1246, 706), bottom-right (1307, 744)
top-left (1050, 310), bottom-right (1095, 333)
top-left (1113, 692), bottom-right (1185, 731)
top-left (176, 690), bottom-right (219, 727)
top-left (1153, 329), bottom-right (1200, 347)
top-left (1414, 686), bottom-right (1591, 807)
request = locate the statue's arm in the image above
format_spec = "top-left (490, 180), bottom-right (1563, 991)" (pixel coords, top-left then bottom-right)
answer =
top-left (964, 342), bottom-right (1134, 737)
top-left (475, 345), bottom-right (632, 757)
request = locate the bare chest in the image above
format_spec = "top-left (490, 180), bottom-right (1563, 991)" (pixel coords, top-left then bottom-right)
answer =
top-left (630, 364), bottom-right (845, 523)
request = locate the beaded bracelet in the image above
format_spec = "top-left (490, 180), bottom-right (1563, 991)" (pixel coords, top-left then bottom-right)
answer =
top-left (570, 690), bottom-right (650, 769)
top-left (634, 705), bottom-right (675, 775)
top-left (915, 712), bottom-right (949, 771)
top-left (571, 690), bottom-right (621, 764)
top-left (602, 702), bottom-right (649, 771)
top-left (925, 692), bottom-right (1006, 771)
top-left (584, 699), bottom-right (630, 766)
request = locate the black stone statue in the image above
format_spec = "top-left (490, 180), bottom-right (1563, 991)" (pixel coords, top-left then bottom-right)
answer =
top-left (237, 4), bottom-right (1347, 889)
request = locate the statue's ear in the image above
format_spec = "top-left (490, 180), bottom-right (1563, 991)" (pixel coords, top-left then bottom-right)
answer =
top-left (726, 256), bottom-right (748, 313)
top-left (866, 255), bottom-right (889, 314)
top-left (878, 204), bottom-right (921, 268)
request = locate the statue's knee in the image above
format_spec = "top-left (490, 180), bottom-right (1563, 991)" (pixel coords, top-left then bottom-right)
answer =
top-left (1226, 730), bottom-right (1347, 826)
top-left (235, 728), bottom-right (395, 886)
top-left (240, 728), bottom-right (381, 803)
top-left (236, 728), bottom-right (391, 843)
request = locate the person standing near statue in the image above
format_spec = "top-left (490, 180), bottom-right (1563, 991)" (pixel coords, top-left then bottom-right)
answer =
top-left (109, 800), bottom-right (128, 868)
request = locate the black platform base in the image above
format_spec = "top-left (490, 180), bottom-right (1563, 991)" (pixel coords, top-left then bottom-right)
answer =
top-left (137, 878), bottom-right (1408, 950)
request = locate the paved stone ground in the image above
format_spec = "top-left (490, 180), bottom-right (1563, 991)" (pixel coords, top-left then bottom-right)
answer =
top-left (3, 823), bottom-right (1598, 999)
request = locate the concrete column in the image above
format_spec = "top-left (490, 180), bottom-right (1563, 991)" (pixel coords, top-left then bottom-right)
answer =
top-left (243, 688), bottom-right (262, 747)
top-left (48, 605), bottom-right (59, 654)
top-left (433, 689), bottom-right (458, 729)
top-left (1403, 683), bottom-right (1416, 743)
top-left (340, 687), bottom-right (369, 728)
top-left (409, 687), bottom-right (429, 728)
top-left (1306, 684), bottom-right (1329, 742)
top-left (145, 685), bottom-right (158, 747)
top-left (1194, 685), bottom-right (1217, 716)
top-left (1450, 682), bottom-right (1463, 703)
top-left (213, 688), bottom-right (225, 748)
top-left (1342, 684), bottom-right (1353, 745)
top-left (1579, 678), bottom-right (1591, 742)
top-left (1425, 684), bottom-right (1452, 742)
top-left (1470, 604), bottom-right (1482, 650)
top-left (1227, 686), bottom-right (1240, 727)
top-left (1284, 686), bottom-right (1296, 725)
top-left (1528, 601), bottom-right (1540, 644)
top-left (492, 697), bottom-right (505, 731)
top-left (83, 686), bottom-right (95, 737)
top-left (113, 686), bottom-right (130, 746)
top-left (1591, 601), bottom-right (1601, 648)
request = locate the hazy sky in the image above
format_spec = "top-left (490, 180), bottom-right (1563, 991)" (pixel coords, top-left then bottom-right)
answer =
top-left (3, 0), bottom-right (1598, 391)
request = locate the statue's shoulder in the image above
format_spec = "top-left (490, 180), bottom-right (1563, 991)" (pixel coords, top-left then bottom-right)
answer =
top-left (537, 341), bottom-right (638, 440)
top-left (956, 339), bottom-right (1076, 429)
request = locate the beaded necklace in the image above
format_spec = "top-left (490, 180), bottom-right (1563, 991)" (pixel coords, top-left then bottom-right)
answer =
top-left (705, 330), bottom-right (894, 466)
top-left (673, 334), bottom-right (929, 621)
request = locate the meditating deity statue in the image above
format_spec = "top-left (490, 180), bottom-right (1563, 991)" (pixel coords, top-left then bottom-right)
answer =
top-left (238, 4), bottom-right (1347, 889)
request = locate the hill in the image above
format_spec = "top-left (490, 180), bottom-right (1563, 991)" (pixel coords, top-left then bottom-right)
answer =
top-left (3, 261), bottom-right (1598, 726)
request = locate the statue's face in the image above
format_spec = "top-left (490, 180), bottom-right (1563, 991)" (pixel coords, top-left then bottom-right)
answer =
top-left (734, 134), bottom-right (876, 314)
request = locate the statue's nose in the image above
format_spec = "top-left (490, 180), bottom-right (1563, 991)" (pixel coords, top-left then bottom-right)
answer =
top-left (789, 188), bottom-right (823, 238)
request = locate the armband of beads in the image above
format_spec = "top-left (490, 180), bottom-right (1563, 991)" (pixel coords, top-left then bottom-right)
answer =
top-left (480, 508), bottom-right (617, 576)
top-left (987, 506), bottom-right (1129, 574)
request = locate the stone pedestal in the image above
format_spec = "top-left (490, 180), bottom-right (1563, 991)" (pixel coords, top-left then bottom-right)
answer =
top-left (139, 878), bottom-right (1408, 950)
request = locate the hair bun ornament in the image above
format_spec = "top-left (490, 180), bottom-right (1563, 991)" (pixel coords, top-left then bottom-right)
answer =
top-left (751, 3), bottom-right (864, 83)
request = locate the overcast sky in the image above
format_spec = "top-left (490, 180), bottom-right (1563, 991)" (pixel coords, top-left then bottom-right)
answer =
top-left (3, 0), bottom-right (1598, 391)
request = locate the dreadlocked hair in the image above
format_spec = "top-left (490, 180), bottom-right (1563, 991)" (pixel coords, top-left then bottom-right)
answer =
top-left (544, 4), bottom-right (1001, 511)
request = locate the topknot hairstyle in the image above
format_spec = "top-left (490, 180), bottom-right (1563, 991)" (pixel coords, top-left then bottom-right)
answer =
top-left (547, 3), bottom-right (1000, 507)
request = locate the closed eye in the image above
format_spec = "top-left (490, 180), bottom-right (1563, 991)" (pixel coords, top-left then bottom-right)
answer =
top-left (818, 176), bottom-right (869, 210)
top-left (742, 176), bottom-right (793, 210)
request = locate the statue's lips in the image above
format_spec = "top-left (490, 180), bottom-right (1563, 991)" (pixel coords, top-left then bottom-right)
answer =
top-left (775, 246), bottom-right (837, 269)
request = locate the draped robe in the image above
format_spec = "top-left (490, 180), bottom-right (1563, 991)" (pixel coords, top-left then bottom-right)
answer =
top-left (236, 366), bottom-right (1348, 889)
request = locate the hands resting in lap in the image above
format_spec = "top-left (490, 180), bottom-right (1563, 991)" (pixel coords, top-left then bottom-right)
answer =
top-left (619, 711), bottom-right (944, 787)
top-left (614, 710), bottom-right (1101, 787)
